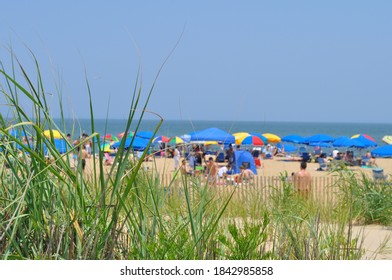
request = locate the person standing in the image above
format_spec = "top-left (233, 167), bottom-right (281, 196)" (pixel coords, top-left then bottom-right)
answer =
top-left (205, 157), bottom-right (218, 185)
top-left (294, 161), bottom-right (312, 199)
top-left (173, 145), bottom-right (181, 170)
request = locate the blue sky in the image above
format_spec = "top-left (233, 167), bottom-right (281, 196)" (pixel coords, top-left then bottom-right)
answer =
top-left (1, 0), bottom-right (392, 123)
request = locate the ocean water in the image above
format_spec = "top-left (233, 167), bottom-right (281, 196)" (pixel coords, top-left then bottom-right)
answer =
top-left (58, 118), bottom-right (392, 147)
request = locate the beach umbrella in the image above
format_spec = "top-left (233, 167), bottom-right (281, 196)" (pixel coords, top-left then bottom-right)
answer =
top-left (308, 142), bottom-right (331, 148)
top-left (276, 142), bottom-right (297, 152)
top-left (281, 134), bottom-right (307, 144)
top-left (332, 136), bottom-right (351, 147)
top-left (102, 134), bottom-right (119, 142)
top-left (136, 131), bottom-right (154, 140)
top-left (100, 143), bottom-right (113, 153)
top-left (351, 134), bottom-right (376, 142)
top-left (233, 132), bottom-right (250, 145)
top-left (382, 135), bottom-right (392, 145)
top-left (180, 134), bottom-right (191, 142)
top-left (351, 134), bottom-right (377, 147)
top-left (43, 129), bottom-right (63, 139)
top-left (118, 131), bottom-right (134, 138)
top-left (169, 136), bottom-right (184, 145)
top-left (153, 135), bottom-right (170, 143)
top-left (333, 137), bottom-right (366, 148)
top-left (306, 134), bottom-right (334, 143)
top-left (371, 145), bottom-right (392, 157)
top-left (262, 133), bottom-right (281, 143)
top-left (249, 132), bottom-right (268, 143)
top-left (111, 137), bottom-right (149, 151)
top-left (240, 135), bottom-right (265, 146)
top-left (204, 141), bottom-right (219, 145)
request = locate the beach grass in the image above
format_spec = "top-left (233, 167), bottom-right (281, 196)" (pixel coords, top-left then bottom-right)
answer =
top-left (0, 50), bottom-right (389, 260)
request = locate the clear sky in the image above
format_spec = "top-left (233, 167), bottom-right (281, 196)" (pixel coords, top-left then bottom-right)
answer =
top-left (1, 0), bottom-right (392, 123)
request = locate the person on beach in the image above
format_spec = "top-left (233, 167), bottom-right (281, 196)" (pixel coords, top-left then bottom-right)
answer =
top-left (76, 145), bottom-right (90, 172)
top-left (180, 159), bottom-right (192, 175)
top-left (205, 157), bottom-right (218, 185)
top-left (226, 144), bottom-right (234, 164)
top-left (368, 155), bottom-right (378, 167)
top-left (173, 145), bottom-right (181, 170)
top-left (235, 165), bottom-right (255, 184)
top-left (293, 161), bottom-right (312, 198)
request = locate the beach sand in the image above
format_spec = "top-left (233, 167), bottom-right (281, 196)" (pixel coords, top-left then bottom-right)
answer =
top-left (82, 155), bottom-right (392, 259)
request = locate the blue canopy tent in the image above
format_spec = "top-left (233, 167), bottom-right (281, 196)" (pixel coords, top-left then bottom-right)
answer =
top-left (281, 134), bottom-right (307, 144)
top-left (371, 145), bottom-right (392, 157)
top-left (111, 137), bottom-right (149, 151)
top-left (190, 127), bottom-right (235, 144)
top-left (232, 150), bottom-right (257, 175)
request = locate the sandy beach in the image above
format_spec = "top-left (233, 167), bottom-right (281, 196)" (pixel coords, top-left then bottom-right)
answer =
top-left (81, 154), bottom-right (392, 259)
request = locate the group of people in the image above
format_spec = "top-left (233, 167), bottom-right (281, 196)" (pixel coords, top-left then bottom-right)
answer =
top-left (315, 149), bottom-right (378, 171)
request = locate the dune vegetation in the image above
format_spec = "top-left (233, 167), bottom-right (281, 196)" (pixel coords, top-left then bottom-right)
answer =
top-left (0, 52), bottom-right (391, 260)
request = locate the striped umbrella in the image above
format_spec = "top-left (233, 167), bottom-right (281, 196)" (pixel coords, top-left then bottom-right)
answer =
top-left (153, 135), bottom-right (170, 143)
top-left (382, 135), bottom-right (392, 145)
top-left (240, 135), bottom-right (265, 146)
top-left (169, 136), bottom-right (184, 145)
top-left (118, 131), bottom-right (134, 138)
top-left (249, 132), bottom-right (268, 143)
top-left (233, 132), bottom-right (250, 145)
top-left (262, 133), bottom-right (281, 143)
top-left (351, 134), bottom-right (377, 147)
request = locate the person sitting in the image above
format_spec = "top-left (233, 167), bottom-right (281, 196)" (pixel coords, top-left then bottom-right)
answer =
top-left (361, 151), bottom-right (371, 166)
top-left (217, 163), bottom-right (231, 185)
top-left (180, 159), bottom-right (192, 175)
top-left (316, 153), bottom-right (328, 171)
top-left (368, 155), bottom-right (378, 167)
top-left (235, 165), bottom-right (255, 185)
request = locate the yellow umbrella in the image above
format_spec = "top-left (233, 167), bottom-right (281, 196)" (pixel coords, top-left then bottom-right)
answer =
top-left (262, 133), bottom-right (281, 143)
top-left (43, 129), bottom-right (63, 139)
top-left (204, 141), bottom-right (219, 145)
top-left (232, 132), bottom-right (250, 145)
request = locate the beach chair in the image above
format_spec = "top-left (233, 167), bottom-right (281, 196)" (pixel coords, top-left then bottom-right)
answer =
top-left (316, 157), bottom-right (327, 171)
top-left (301, 152), bottom-right (311, 162)
top-left (373, 168), bottom-right (388, 181)
top-left (216, 151), bottom-right (225, 162)
top-left (298, 146), bottom-right (306, 156)
top-left (104, 152), bottom-right (114, 165)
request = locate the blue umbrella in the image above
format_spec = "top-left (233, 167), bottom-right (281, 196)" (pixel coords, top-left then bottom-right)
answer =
top-left (308, 142), bottom-right (331, 148)
top-left (352, 135), bottom-right (377, 147)
top-left (276, 142), bottom-right (298, 152)
top-left (332, 136), bottom-right (351, 147)
top-left (281, 134), bottom-right (307, 144)
top-left (136, 131), bottom-right (154, 140)
top-left (111, 137), bottom-right (149, 151)
top-left (372, 145), bottom-right (392, 157)
top-left (306, 134), bottom-right (335, 143)
top-left (333, 137), bottom-right (366, 148)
